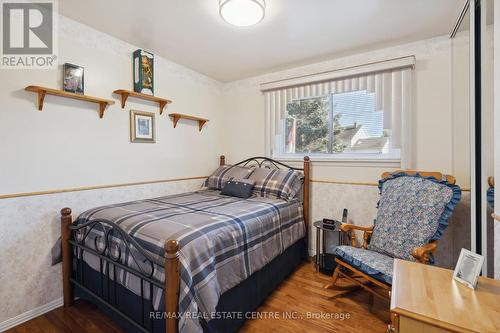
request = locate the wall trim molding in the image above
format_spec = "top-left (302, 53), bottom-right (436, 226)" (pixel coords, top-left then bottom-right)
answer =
top-left (311, 179), bottom-right (471, 191)
top-left (0, 176), bottom-right (207, 200)
top-left (311, 179), bottom-right (378, 187)
top-left (0, 176), bottom-right (470, 200)
top-left (275, 156), bottom-right (401, 168)
top-left (0, 297), bottom-right (63, 332)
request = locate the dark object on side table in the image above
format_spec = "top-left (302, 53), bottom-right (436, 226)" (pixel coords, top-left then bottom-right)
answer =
top-left (322, 218), bottom-right (337, 230)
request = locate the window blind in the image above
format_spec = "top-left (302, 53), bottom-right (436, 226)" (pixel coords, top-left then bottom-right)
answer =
top-left (261, 56), bottom-right (415, 167)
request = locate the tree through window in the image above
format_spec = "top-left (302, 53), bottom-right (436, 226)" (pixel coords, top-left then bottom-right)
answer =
top-left (284, 91), bottom-right (388, 155)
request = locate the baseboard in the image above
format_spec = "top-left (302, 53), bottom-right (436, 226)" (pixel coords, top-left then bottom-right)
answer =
top-left (0, 297), bottom-right (63, 332)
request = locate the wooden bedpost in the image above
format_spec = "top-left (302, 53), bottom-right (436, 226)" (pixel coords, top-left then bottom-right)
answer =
top-left (303, 156), bottom-right (310, 241)
top-left (165, 240), bottom-right (180, 333)
top-left (220, 155), bottom-right (225, 166)
top-left (61, 207), bottom-right (74, 307)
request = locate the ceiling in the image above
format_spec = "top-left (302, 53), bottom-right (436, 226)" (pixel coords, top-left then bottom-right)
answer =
top-left (59, 0), bottom-right (464, 82)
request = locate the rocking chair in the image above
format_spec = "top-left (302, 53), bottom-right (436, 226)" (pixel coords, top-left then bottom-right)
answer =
top-left (325, 170), bottom-right (462, 300)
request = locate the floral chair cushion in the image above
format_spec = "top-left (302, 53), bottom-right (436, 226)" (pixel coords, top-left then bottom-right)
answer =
top-left (334, 245), bottom-right (394, 284)
top-left (368, 173), bottom-right (461, 262)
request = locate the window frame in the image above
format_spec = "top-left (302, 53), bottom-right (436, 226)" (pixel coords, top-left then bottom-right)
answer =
top-left (275, 91), bottom-right (401, 166)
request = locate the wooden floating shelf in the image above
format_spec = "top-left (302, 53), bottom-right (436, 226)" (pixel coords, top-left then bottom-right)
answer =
top-left (25, 85), bottom-right (115, 118)
top-left (113, 89), bottom-right (172, 115)
top-left (168, 113), bottom-right (209, 132)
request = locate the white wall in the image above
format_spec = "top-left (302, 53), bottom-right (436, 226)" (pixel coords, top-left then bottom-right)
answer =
top-left (452, 31), bottom-right (471, 192)
top-left (0, 16), bottom-right (224, 197)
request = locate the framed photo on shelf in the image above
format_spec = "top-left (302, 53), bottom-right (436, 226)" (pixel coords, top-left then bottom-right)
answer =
top-left (130, 110), bottom-right (155, 143)
top-left (453, 248), bottom-right (484, 289)
top-left (63, 63), bottom-right (84, 94)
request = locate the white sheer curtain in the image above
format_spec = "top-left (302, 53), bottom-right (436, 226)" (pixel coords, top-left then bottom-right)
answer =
top-left (261, 56), bottom-right (414, 168)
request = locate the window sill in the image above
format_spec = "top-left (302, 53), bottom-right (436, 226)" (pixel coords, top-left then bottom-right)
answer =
top-left (273, 155), bottom-right (401, 168)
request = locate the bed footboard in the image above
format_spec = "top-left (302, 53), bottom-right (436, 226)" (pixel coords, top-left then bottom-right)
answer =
top-left (165, 240), bottom-right (180, 333)
top-left (60, 208), bottom-right (180, 333)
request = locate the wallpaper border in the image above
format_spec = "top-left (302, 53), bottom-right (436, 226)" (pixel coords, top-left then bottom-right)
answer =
top-left (0, 176), bottom-right (208, 200)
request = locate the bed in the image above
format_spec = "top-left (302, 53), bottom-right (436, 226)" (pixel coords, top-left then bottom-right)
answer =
top-left (60, 156), bottom-right (311, 333)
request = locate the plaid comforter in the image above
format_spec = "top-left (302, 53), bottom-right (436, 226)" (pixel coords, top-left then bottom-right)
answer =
top-left (75, 190), bottom-right (305, 333)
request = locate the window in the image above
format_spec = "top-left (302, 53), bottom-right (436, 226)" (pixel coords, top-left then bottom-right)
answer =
top-left (262, 57), bottom-right (414, 166)
top-left (284, 90), bottom-right (394, 158)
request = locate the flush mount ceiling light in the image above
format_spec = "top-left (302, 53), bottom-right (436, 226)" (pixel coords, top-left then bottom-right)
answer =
top-left (219, 0), bottom-right (266, 27)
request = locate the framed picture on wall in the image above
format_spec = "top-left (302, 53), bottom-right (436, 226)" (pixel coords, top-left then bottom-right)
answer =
top-left (453, 248), bottom-right (484, 289)
top-left (130, 110), bottom-right (155, 143)
top-left (63, 63), bottom-right (84, 94)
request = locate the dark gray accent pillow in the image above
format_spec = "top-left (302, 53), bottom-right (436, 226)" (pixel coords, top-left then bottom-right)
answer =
top-left (221, 178), bottom-right (255, 199)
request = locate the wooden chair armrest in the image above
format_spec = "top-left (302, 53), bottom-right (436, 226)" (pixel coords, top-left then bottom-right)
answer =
top-left (488, 176), bottom-right (494, 187)
top-left (340, 223), bottom-right (374, 233)
top-left (412, 241), bottom-right (437, 264)
top-left (340, 224), bottom-right (374, 248)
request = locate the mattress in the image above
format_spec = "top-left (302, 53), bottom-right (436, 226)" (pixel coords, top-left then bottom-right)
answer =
top-left (75, 190), bottom-right (305, 333)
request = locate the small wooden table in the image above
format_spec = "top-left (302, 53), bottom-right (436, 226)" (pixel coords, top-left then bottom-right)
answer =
top-left (390, 259), bottom-right (500, 333)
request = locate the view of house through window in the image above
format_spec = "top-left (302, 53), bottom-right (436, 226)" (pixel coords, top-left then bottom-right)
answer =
top-left (284, 90), bottom-right (390, 156)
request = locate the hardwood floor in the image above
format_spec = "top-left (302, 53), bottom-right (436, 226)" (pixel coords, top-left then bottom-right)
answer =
top-left (7, 262), bottom-right (389, 333)
top-left (239, 262), bottom-right (389, 332)
top-left (6, 301), bottom-right (124, 333)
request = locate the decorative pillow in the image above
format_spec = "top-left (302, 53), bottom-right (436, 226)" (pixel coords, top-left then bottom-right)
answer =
top-left (221, 178), bottom-right (255, 199)
top-left (249, 168), bottom-right (303, 201)
top-left (204, 165), bottom-right (253, 190)
top-left (368, 173), bottom-right (461, 262)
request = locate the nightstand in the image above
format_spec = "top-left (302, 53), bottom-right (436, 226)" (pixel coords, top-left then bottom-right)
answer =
top-left (312, 220), bottom-right (350, 274)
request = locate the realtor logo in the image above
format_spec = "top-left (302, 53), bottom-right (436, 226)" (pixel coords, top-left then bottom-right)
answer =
top-left (1, 0), bottom-right (57, 68)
